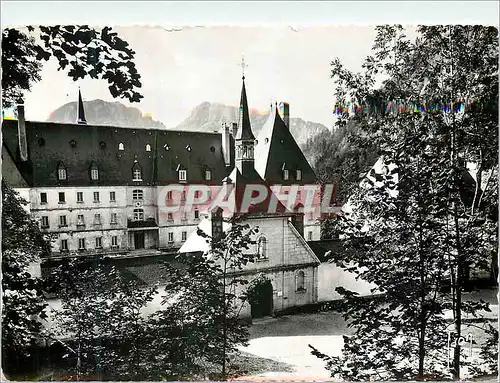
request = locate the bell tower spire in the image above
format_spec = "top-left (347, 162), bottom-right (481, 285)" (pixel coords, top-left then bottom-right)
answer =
top-left (234, 60), bottom-right (255, 175)
top-left (77, 87), bottom-right (87, 125)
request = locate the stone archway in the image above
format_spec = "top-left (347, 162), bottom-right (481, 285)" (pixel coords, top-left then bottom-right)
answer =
top-left (248, 278), bottom-right (273, 318)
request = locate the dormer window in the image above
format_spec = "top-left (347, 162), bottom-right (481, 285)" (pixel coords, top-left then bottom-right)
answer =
top-left (179, 169), bottom-right (187, 181)
top-left (90, 165), bottom-right (99, 181)
top-left (205, 169), bottom-right (212, 181)
top-left (146, 144), bottom-right (151, 152)
top-left (283, 169), bottom-right (289, 181)
top-left (133, 168), bottom-right (142, 181)
top-left (296, 169), bottom-right (302, 181)
top-left (57, 163), bottom-right (67, 181)
top-left (119, 142), bottom-right (125, 151)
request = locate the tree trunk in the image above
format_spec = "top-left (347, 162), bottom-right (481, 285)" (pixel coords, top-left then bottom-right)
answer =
top-left (418, 323), bottom-right (426, 380)
top-left (452, 203), bottom-right (463, 380)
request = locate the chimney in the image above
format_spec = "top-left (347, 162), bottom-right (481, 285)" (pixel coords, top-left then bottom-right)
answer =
top-left (279, 102), bottom-right (290, 129)
top-left (290, 212), bottom-right (305, 238)
top-left (17, 104), bottom-right (28, 162)
top-left (222, 123), bottom-right (231, 166)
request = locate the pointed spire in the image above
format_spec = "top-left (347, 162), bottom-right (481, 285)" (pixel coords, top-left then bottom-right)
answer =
top-left (235, 77), bottom-right (254, 140)
top-left (77, 88), bottom-right (87, 124)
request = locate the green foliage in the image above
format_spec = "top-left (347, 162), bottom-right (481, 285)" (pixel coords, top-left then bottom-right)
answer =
top-left (303, 119), bottom-right (379, 206)
top-left (310, 24), bottom-right (498, 380)
top-left (47, 256), bottom-right (157, 380)
top-left (1, 181), bottom-right (50, 375)
top-left (157, 216), bottom-right (259, 379)
top-left (2, 25), bottom-right (143, 106)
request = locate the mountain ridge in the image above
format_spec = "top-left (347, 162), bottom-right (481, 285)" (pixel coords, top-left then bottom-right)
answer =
top-left (47, 99), bottom-right (328, 147)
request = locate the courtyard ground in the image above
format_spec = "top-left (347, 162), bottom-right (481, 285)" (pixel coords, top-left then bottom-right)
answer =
top-left (235, 288), bottom-right (498, 381)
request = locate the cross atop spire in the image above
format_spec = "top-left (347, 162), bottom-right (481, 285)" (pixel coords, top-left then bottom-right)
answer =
top-left (239, 56), bottom-right (248, 80)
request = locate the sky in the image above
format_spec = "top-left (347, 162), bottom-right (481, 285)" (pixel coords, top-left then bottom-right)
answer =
top-left (6, 1), bottom-right (495, 129)
top-left (22, 25), bottom-right (381, 129)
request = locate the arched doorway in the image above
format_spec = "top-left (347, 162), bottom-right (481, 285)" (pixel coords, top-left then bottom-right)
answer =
top-left (248, 279), bottom-right (273, 318)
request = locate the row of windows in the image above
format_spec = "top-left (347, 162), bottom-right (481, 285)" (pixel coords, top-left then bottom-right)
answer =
top-left (40, 190), bottom-right (149, 204)
top-left (167, 231), bottom-right (188, 243)
top-left (165, 210), bottom-right (200, 221)
top-left (283, 169), bottom-right (302, 181)
top-left (57, 165), bottom-right (212, 183)
top-left (57, 167), bottom-right (100, 181)
top-left (41, 212), bottom-right (120, 228)
top-left (41, 191), bottom-right (117, 204)
top-left (59, 236), bottom-right (119, 251)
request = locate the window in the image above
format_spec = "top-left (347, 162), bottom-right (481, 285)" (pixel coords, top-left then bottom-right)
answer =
top-left (134, 208), bottom-right (144, 221)
top-left (118, 142), bottom-right (124, 151)
top-left (41, 216), bottom-right (49, 228)
top-left (78, 238), bottom-right (86, 250)
top-left (179, 169), bottom-right (187, 181)
top-left (296, 271), bottom-right (305, 291)
top-left (308, 231), bottom-right (313, 241)
top-left (194, 190), bottom-right (201, 199)
top-left (181, 231), bottom-right (187, 241)
top-left (167, 213), bottom-right (173, 221)
top-left (296, 169), bottom-right (302, 181)
top-left (194, 209), bottom-right (200, 220)
top-left (283, 169), bottom-right (289, 180)
top-left (132, 190), bottom-right (144, 200)
top-left (40, 192), bottom-right (47, 204)
top-left (95, 237), bottom-right (102, 249)
top-left (93, 192), bottom-right (100, 202)
top-left (110, 213), bottom-right (117, 224)
top-left (59, 215), bottom-right (67, 227)
top-left (58, 167), bottom-right (67, 181)
top-left (181, 191), bottom-right (186, 201)
top-left (94, 214), bottom-right (101, 225)
top-left (91, 168), bottom-right (99, 180)
top-left (146, 144), bottom-right (151, 152)
top-left (109, 191), bottom-right (116, 202)
top-left (167, 191), bottom-right (173, 200)
top-left (60, 239), bottom-right (68, 251)
top-left (111, 236), bottom-right (118, 248)
top-left (168, 232), bottom-right (174, 243)
top-left (77, 214), bottom-right (85, 226)
top-left (258, 236), bottom-right (267, 259)
top-left (205, 170), bottom-right (212, 181)
top-left (58, 192), bottom-right (65, 203)
top-left (77, 192), bottom-right (84, 203)
top-left (133, 168), bottom-right (142, 181)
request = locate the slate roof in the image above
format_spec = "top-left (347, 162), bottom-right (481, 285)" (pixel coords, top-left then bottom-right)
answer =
top-left (254, 105), bottom-right (317, 184)
top-left (224, 166), bottom-right (288, 216)
top-left (2, 120), bottom-right (232, 187)
top-left (307, 239), bottom-right (348, 263)
top-left (234, 79), bottom-right (255, 141)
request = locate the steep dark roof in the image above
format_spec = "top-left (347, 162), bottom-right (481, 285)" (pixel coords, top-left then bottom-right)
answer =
top-left (225, 166), bottom-right (288, 216)
top-left (2, 120), bottom-right (231, 187)
top-left (307, 239), bottom-right (347, 263)
top-left (255, 106), bottom-right (317, 184)
top-left (234, 79), bottom-right (255, 141)
top-left (77, 89), bottom-right (87, 124)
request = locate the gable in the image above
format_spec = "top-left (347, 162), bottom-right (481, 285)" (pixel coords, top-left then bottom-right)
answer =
top-left (255, 109), bottom-right (317, 184)
top-left (285, 221), bottom-right (321, 266)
